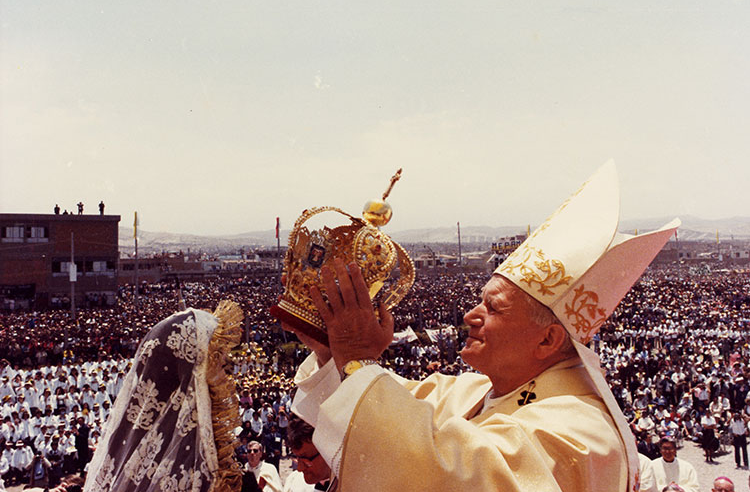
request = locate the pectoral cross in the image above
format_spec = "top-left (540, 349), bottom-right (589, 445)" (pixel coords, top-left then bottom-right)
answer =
top-left (518, 380), bottom-right (537, 406)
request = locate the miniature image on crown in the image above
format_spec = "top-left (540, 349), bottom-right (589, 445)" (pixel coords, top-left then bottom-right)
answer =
top-left (269, 169), bottom-right (415, 346)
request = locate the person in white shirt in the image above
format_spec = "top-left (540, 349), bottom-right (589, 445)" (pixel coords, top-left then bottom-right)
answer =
top-left (651, 437), bottom-right (699, 492)
top-left (701, 412), bottom-right (719, 462)
top-left (245, 441), bottom-right (282, 492)
top-left (636, 410), bottom-right (656, 434)
top-left (39, 388), bottom-right (55, 412)
top-left (98, 400), bottom-right (111, 423)
top-left (242, 403), bottom-right (255, 423)
top-left (12, 395), bottom-right (31, 417)
top-left (0, 441), bottom-right (14, 485)
top-left (33, 427), bottom-right (50, 453)
top-left (27, 417), bottom-right (43, 442)
top-left (653, 401), bottom-right (670, 421)
top-left (0, 451), bottom-right (8, 491)
top-left (79, 386), bottom-right (96, 410)
top-left (10, 441), bottom-right (32, 485)
top-left (0, 360), bottom-right (14, 382)
top-left (51, 373), bottom-right (69, 395)
top-left (13, 415), bottom-right (29, 442)
top-left (111, 371), bottom-right (125, 398)
top-left (728, 412), bottom-right (748, 468)
top-left (250, 411), bottom-right (264, 439)
top-left (0, 379), bottom-right (15, 401)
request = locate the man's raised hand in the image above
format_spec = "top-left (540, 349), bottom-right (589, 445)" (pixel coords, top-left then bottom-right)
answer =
top-left (310, 258), bottom-right (394, 372)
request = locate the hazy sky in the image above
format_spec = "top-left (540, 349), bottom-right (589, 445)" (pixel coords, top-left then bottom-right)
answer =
top-left (1, 1), bottom-right (748, 236)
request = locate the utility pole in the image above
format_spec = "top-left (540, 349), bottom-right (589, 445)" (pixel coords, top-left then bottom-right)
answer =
top-left (716, 230), bottom-right (721, 262)
top-left (457, 222), bottom-right (462, 267)
top-left (68, 232), bottom-right (75, 351)
top-left (70, 232), bottom-right (76, 320)
top-left (276, 217), bottom-right (287, 343)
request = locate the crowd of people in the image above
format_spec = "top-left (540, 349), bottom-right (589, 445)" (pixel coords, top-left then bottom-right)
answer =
top-left (599, 267), bottom-right (750, 468)
top-left (0, 263), bottom-right (749, 490)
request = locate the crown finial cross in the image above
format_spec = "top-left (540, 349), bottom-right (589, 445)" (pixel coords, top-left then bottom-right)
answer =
top-left (382, 168), bottom-right (403, 201)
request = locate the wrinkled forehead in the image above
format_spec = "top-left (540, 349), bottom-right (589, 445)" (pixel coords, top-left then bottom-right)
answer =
top-left (481, 274), bottom-right (522, 303)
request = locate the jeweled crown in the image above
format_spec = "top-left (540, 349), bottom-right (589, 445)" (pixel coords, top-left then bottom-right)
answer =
top-left (270, 169), bottom-right (415, 346)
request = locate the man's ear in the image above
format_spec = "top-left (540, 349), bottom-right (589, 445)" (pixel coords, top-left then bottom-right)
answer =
top-left (534, 323), bottom-right (569, 360)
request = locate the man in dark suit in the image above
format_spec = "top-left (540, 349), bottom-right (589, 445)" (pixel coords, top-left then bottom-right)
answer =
top-left (73, 416), bottom-right (89, 475)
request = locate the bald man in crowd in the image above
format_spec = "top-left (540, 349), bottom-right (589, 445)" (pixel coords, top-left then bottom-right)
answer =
top-left (711, 476), bottom-right (734, 492)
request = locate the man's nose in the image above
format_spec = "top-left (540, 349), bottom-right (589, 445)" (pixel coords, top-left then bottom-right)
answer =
top-left (463, 304), bottom-right (483, 326)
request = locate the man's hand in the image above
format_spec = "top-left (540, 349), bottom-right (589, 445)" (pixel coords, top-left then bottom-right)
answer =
top-left (310, 258), bottom-right (394, 373)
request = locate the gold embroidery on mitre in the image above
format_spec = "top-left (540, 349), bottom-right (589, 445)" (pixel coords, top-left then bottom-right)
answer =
top-left (499, 245), bottom-right (571, 296)
top-left (563, 284), bottom-right (608, 343)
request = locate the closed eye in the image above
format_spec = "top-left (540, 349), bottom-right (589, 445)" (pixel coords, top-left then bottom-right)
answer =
top-left (486, 300), bottom-right (510, 314)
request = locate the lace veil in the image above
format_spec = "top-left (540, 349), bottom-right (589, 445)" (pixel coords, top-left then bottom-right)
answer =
top-left (84, 301), bottom-right (243, 492)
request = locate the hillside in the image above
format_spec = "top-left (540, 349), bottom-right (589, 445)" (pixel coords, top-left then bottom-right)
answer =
top-left (119, 215), bottom-right (750, 254)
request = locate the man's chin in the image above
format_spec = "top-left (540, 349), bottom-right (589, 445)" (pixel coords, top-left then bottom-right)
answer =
top-left (460, 343), bottom-right (480, 362)
top-left (303, 474), bottom-right (324, 485)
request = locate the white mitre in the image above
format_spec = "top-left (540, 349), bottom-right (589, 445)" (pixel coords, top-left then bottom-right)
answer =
top-left (495, 160), bottom-right (680, 492)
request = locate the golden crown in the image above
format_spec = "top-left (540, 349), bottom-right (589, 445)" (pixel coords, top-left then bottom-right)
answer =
top-left (270, 169), bottom-right (415, 346)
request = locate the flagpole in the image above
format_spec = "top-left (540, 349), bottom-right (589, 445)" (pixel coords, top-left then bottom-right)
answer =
top-left (134, 212), bottom-right (139, 317)
top-left (276, 217), bottom-right (282, 293)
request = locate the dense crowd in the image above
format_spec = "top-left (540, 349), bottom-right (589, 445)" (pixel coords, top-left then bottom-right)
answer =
top-left (0, 264), bottom-right (749, 489)
top-left (598, 267), bottom-right (750, 465)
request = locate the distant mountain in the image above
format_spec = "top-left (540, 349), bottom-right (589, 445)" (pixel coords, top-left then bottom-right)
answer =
top-left (393, 216), bottom-right (750, 244)
top-left (390, 226), bottom-right (524, 244)
top-left (119, 215), bottom-right (750, 254)
top-left (620, 215), bottom-right (750, 242)
top-left (119, 228), bottom-right (285, 254)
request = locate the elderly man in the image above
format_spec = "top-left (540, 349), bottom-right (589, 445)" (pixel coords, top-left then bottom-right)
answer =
top-left (651, 437), bottom-right (699, 492)
top-left (711, 476), bottom-right (735, 492)
top-left (287, 163), bottom-right (679, 491)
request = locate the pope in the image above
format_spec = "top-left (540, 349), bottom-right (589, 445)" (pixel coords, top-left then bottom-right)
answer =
top-left (287, 161), bottom-right (679, 491)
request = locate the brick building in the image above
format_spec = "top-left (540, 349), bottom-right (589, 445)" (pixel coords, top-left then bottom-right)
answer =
top-left (0, 213), bottom-right (120, 309)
